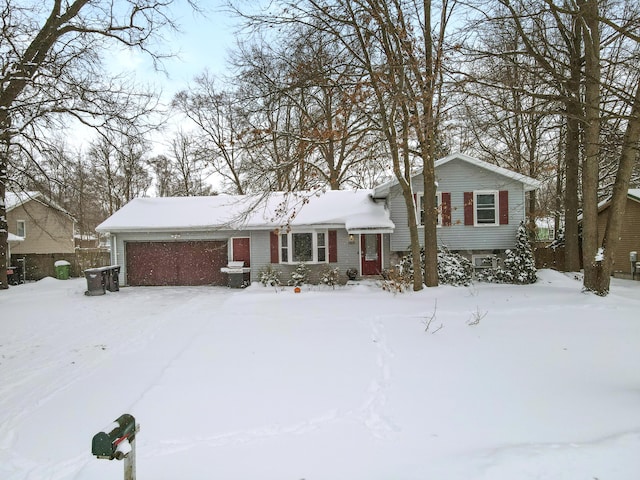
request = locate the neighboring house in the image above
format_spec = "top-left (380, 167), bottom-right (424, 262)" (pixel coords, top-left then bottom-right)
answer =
top-left (6, 191), bottom-right (76, 280)
top-left (96, 153), bottom-right (540, 287)
top-left (596, 188), bottom-right (640, 277)
top-left (6, 192), bottom-right (76, 255)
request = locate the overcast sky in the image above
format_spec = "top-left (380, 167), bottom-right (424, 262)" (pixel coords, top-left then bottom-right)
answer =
top-left (108, 2), bottom-right (240, 101)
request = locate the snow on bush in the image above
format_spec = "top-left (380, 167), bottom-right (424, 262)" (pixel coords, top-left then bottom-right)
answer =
top-left (389, 246), bottom-right (473, 289)
top-left (321, 266), bottom-right (340, 288)
top-left (380, 267), bottom-right (412, 293)
top-left (289, 262), bottom-right (309, 286)
top-left (437, 246), bottom-right (473, 286)
top-left (258, 265), bottom-right (282, 287)
top-left (477, 222), bottom-right (537, 284)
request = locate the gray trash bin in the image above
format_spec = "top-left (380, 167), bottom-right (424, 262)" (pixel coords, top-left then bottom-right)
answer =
top-left (84, 268), bottom-right (106, 296)
top-left (221, 261), bottom-right (248, 288)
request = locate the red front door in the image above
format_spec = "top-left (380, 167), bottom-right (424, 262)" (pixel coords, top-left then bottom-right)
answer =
top-left (361, 234), bottom-right (382, 275)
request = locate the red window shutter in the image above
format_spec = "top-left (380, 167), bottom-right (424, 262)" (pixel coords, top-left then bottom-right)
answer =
top-left (270, 231), bottom-right (279, 263)
top-left (464, 192), bottom-right (474, 225)
top-left (499, 190), bottom-right (509, 225)
top-left (441, 193), bottom-right (451, 226)
top-left (328, 230), bottom-right (338, 263)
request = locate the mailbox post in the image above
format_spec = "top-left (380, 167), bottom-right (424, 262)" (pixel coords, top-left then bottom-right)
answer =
top-left (92, 414), bottom-right (139, 480)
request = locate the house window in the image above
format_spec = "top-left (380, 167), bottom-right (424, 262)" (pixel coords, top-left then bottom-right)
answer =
top-left (474, 191), bottom-right (498, 226)
top-left (280, 231), bottom-right (328, 263)
top-left (16, 220), bottom-right (26, 238)
top-left (417, 192), bottom-right (442, 226)
top-left (472, 255), bottom-right (498, 269)
top-left (317, 232), bottom-right (326, 262)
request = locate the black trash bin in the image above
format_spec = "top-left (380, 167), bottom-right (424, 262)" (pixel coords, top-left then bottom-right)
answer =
top-left (84, 268), bottom-right (107, 296)
top-left (106, 266), bottom-right (120, 292)
top-left (7, 265), bottom-right (23, 286)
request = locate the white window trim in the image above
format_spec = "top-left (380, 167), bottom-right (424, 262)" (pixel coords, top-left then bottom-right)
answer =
top-left (472, 254), bottom-right (498, 269)
top-left (417, 192), bottom-right (442, 227)
top-left (474, 190), bottom-right (499, 227)
top-left (16, 220), bottom-right (26, 238)
top-left (279, 230), bottom-right (328, 264)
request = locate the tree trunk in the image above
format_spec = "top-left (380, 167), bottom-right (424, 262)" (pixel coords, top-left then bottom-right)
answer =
top-left (0, 109), bottom-right (10, 290)
top-left (563, 16), bottom-right (583, 272)
top-left (421, 0), bottom-right (439, 288)
top-left (580, 0), bottom-right (603, 293)
top-left (592, 78), bottom-right (640, 294)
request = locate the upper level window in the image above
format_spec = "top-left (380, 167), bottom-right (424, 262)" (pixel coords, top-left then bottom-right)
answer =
top-left (417, 192), bottom-right (442, 226)
top-left (474, 191), bottom-right (498, 226)
top-left (280, 231), bottom-right (327, 263)
top-left (16, 220), bottom-right (26, 238)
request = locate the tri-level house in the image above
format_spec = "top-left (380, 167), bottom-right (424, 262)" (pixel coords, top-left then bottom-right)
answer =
top-left (96, 153), bottom-right (540, 286)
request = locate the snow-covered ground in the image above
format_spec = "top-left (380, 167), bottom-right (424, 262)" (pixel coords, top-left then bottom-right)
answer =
top-left (1, 270), bottom-right (639, 480)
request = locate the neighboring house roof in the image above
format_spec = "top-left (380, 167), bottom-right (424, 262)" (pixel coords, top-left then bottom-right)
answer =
top-left (628, 189), bottom-right (640, 202)
top-left (5, 191), bottom-right (75, 219)
top-left (96, 190), bottom-right (395, 234)
top-left (596, 188), bottom-right (640, 212)
top-left (372, 152), bottom-right (542, 197)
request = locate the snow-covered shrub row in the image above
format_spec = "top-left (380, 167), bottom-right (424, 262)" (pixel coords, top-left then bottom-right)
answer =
top-left (396, 246), bottom-right (474, 287)
top-left (476, 222), bottom-right (537, 284)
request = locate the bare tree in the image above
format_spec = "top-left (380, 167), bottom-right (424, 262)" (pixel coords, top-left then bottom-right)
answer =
top-left (231, 23), bottom-right (384, 191)
top-left (173, 72), bottom-right (247, 193)
top-left (234, 0), bottom-right (458, 289)
top-left (0, 0), bottom-right (198, 289)
top-left (168, 129), bottom-right (213, 196)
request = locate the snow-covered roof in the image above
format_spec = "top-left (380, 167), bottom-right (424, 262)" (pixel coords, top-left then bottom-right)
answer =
top-left (372, 152), bottom-right (541, 197)
top-left (628, 189), bottom-right (640, 202)
top-left (96, 190), bottom-right (395, 234)
top-left (7, 232), bottom-right (24, 243)
top-left (595, 188), bottom-right (640, 212)
top-left (5, 191), bottom-right (73, 217)
top-left (5, 191), bottom-right (42, 211)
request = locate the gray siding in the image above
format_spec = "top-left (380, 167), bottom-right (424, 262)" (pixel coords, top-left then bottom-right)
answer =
top-left (111, 227), bottom-right (381, 286)
top-left (251, 228), bottom-right (373, 284)
top-left (388, 158), bottom-right (527, 253)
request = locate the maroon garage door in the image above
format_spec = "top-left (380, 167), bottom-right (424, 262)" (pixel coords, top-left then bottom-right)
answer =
top-left (126, 241), bottom-right (228, 286)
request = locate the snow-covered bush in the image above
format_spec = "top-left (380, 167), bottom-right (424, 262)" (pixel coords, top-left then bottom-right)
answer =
top-left (437, 247), bottom-right (473, 286)
top-left (321, 266), bottom-right (340, 288)
top-left (395, 246), bottom-right (473, 287)
top-left (477, 222), bottom-right (537, 284)
top-left (503, 222), bottom-right (538, 284)
top-left (258, 265), bottom-right (281, 287)
top-left (289, 262), bottom-right (309, 286)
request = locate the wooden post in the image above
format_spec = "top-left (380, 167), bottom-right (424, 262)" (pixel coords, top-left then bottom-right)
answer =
top-left (124, 436), bottom-right (136, 480)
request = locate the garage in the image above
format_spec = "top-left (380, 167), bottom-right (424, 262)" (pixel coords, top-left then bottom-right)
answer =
top-left (126, 241), bottom-right (228, 286)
